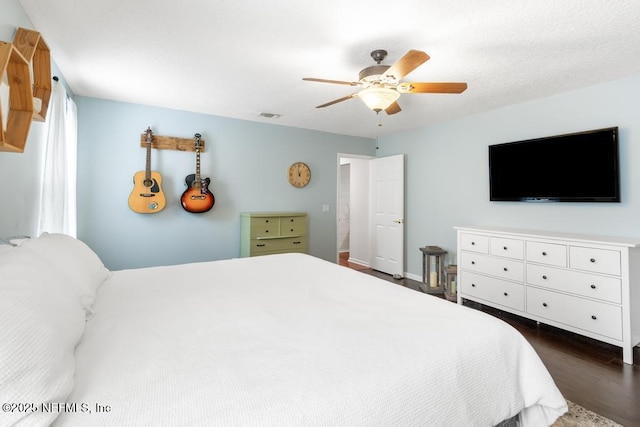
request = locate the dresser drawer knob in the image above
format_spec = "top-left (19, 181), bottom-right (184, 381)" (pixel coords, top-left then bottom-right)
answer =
top-left (503, 292), bottom-right (508, 296)
top-left (290, 228), bottom-right (294, 232)
top-left (503, 267), bottom-right (508, 272)
top-left (590, 284), bottom-right (597, 289)
top-left (542, 275), bottom-right (547, 280)
top-left (471, 283), bottom-right (476, 287)
top-left (591, 315), bottom-right (597, 320)
top-left (542, 251), bottom-right (547, 256)
top-left (256, 244), bottom-right (266, 247)
top-left (542, 302), bottom-right (548, 307)
top-left (503, 246), bottom-right (508, 250)
top-left (290, 219), bottom-right (294, 222)
top-left (293, 241), bottom-right (301, 245)
top-left (471, 261), bottom-right (476, 265)
top-left (590, 258), bottom-right (596, 263)
top-left (265, 219), bottom-right (269, 223)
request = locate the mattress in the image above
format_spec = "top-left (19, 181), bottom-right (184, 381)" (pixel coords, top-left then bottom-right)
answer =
top-left (55, 253), bottom-right (566, 426)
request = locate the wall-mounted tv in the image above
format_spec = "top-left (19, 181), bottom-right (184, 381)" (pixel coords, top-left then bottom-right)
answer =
top-left (489, 127), bottom-right (620, 202)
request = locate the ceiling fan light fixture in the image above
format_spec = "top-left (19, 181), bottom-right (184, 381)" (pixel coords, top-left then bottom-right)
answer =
top-left (357, 86), bottom-right (400, 112)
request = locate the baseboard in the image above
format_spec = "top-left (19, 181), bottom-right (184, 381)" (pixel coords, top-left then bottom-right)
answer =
top-left (348, 257), bottom-right (369, 267)
top-left (405, 272), bottom-right (422, 282)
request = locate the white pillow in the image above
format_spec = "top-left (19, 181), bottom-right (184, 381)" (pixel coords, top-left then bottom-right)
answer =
top-left (21, 233), bottom-right (111, 313)
top-left (0, 245), bottom-right (86, 426)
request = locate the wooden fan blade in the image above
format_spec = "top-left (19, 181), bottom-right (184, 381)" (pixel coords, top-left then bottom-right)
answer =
top-left (382, 50), bottom-right (430, 80)
top-left (303, 77), bottom-right (359, 86)
top-left (397, 82), bottom-right (468, 94)
top-left (315, 93), bottom-right (358, 108)
top-left (385, 102), bottom-right (401, 115)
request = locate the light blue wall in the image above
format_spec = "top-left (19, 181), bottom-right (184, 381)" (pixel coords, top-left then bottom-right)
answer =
top-left (378, 74), bottom-right (640, 279)
top-left (75, 97), bottom-right (375, 270)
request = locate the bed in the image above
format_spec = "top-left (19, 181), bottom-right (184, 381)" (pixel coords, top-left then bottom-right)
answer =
top-left (1, 233), bottom-right (567, 426)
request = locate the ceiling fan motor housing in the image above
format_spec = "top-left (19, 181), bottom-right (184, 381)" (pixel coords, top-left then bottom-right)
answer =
top-left (359, 65), bottom-right (391, 83)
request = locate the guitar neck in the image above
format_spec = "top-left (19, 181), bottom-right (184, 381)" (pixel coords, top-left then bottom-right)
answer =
top-left (145, 127), bottom-right (153, 181)
top-left (194, 134), bottom-right (202, 181)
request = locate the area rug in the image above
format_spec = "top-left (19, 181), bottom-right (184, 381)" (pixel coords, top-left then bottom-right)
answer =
top-left (552, 400), bottom-right (622, 427)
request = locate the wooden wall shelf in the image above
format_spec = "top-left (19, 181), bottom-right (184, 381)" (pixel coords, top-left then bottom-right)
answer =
top-left (13, 27), bottom-right (52, 122)
top-left (139, 133), bottom-right (206, 152)
top-left (0, 41), bottom-right (34, 153)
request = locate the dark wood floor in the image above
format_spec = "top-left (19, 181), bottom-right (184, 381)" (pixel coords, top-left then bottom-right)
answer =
top-left (339, 254), bottom-right (640, 426)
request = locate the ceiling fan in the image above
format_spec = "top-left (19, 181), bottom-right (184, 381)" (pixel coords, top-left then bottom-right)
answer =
top-left (303, 49), bottom-right (467, 115)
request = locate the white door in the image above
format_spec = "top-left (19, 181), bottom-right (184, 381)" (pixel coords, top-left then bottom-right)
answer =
top-left (371, 154), bottom-right (405, 277)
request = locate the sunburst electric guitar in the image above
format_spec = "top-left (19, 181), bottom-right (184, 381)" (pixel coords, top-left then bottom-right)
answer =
top-left (181, 133), bottom-right (215, 213)
top-left (128, 127), bottom-right (166, 213)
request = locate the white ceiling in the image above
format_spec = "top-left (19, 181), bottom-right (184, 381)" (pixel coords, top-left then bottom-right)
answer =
top-left (17, 0), bottom-right (640, 139)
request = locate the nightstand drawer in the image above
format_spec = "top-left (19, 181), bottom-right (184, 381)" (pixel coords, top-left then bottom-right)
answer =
top-left (460, 233), bottom-right (489, 253)
top-left (526, 287), bottom-right (622, 340)
top-left (526, 264), bottom-right (622, 304)
top-left (490, 237), bottom-right (524, 260)
top-left (462, 271), bottom-right (524, 312)
top-left (526, 241), bottom-right (567, 267)
top-left (569, 246), bottom-right (621, 276)
top-left (461, 252), bottom-right (524, 282)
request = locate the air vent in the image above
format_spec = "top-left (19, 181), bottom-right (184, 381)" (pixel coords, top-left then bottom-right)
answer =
top-left (258, 112), bottom-right (281, 119)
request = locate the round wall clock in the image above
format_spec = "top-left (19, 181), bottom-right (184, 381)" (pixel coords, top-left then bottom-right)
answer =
top-left (288, 162), bottom-right (311, 188)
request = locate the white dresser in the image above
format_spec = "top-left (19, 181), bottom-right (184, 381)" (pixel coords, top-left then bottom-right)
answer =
top-left (455, 226), bottom-right (640, 364)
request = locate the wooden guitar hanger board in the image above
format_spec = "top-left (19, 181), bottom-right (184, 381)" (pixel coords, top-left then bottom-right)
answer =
top-left (139, 134), bottom-right (205, 152)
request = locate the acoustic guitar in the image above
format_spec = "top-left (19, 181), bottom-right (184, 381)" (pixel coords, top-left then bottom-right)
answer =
top-left (128, 127), bottom-right (166, 213)
top-left (181, 133), bottom-right (215, 213)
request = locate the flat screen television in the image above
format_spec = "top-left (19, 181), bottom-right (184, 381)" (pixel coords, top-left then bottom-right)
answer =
top-left (489, 127), bottom-right (620, 202)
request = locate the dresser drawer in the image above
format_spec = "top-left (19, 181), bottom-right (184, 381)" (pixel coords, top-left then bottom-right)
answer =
top-left (526, 241), bottom-right (567, 267)
top-left (461, 271), bottom-right (525, 312)
top-left (526, 287), bottom-right (622, 340)
top-left (569, 246), bottom-right (621, 276)
top-left (461, 252), bottom-right (524, 282)
top-left (280, 216), bottom-right (307, 236)
top-left (460, 233), bottom-right (489, 253)
top-left (526, 264), bottom-right (622, 304)
top-left (490, 237), bottom-right (524, 260)
top-left (250, 237), bottom-right (307, 255)
top-left (249, 217), bottom-right (279, 238)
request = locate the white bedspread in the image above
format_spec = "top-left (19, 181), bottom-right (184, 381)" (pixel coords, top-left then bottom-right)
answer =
top-left (56, 253), bottom-right (566, 426)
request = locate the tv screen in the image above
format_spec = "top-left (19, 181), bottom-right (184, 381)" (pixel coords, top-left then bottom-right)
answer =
top-left (489, 127), bottom-right (620, 202)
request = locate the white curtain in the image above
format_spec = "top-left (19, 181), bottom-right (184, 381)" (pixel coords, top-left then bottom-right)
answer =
top-left (38, 81), bottom-right (77, 237)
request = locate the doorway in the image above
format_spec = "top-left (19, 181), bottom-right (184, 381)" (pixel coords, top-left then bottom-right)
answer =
top-left (337, 154), bottom-right (373, 268)
top-left (337, 153), bottom-right (405, 277)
